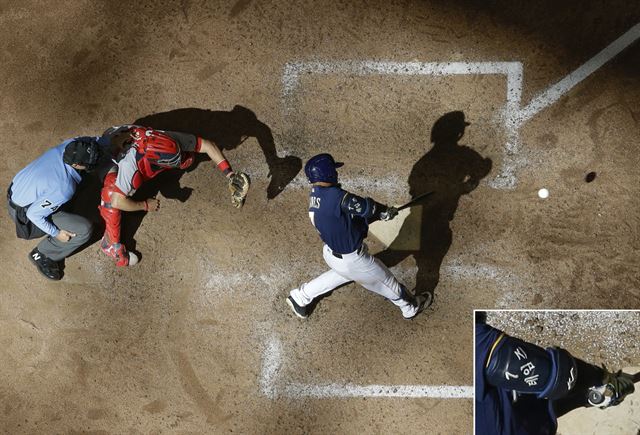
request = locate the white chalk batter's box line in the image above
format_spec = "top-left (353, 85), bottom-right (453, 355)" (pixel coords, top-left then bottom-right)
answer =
top-left (280, 23), bottom-right (640, 191)
top-left (260, 335), bottom-right (473, 399)
top-left (282, 61), bottom-right (522, 190)
top-left (265, 24), bottom-right (640, 400)
top-left (257, 259), bottom-right (518, 399)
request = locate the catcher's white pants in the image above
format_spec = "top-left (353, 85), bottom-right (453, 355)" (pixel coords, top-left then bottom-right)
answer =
top-left (290, 244), bottom-right (419, 318)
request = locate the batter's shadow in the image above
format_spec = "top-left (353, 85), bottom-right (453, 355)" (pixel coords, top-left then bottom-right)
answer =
top-left (118, 106), bottom-right (302, 252)
top-left (375, 111), bottom-right (492, 301)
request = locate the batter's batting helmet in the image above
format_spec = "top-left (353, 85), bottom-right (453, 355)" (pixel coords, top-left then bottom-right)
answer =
top-left (304, 153), bottom-right (344, 183)
top-left (63, 137), bottom-right (102, 172)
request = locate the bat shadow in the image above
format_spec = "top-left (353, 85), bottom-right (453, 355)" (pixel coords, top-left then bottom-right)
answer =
top-left (375, 110), bottom-right (492, 301)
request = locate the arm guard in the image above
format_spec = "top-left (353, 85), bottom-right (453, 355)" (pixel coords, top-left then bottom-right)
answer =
top-left (340, 192), bottom-right (387, 221)
top-left (485, 333), bottom-right (577, 400)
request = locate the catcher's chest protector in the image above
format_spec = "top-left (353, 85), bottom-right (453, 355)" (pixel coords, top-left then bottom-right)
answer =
top-left (130, 127), bottom-right (181, 182)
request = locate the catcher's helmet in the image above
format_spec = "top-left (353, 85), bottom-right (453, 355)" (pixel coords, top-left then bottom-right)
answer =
top-left (131, 127), bottom-right (182, 169)
top-left (63, 137), bottom-right (102, 171)
top-left (304, 153), bottom-right (344, 184)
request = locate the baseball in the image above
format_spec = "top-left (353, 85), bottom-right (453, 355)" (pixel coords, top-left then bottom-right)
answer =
top-left (538, 188), bottom-right (549, 199)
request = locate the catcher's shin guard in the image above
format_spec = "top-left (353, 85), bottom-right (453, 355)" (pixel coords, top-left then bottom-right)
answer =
top-left (99, 171), bottom-right (134, 267)
top-left (100, 237), bottom-right (133, 267)
top-left (99, 172), bottom-right (123, 245)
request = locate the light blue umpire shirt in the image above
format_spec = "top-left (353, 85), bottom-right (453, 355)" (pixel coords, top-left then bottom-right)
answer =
top-left (10, 139), bottom-right (84, 237)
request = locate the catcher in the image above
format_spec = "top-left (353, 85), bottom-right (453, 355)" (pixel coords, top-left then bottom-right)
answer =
top-left (97, 125), bottom-right (250, 266)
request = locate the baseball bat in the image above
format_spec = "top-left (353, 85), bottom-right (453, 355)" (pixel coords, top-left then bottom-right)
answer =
top-left (397, 191), bottom-right (434, 211)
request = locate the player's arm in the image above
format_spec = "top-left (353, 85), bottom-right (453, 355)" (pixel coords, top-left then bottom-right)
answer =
top-left (484, 332), bottom-right (636, 409)
top-left (164, 130), bottom-right (236, 178)
top-left (197, 137), bottom-right (250, 208)
top-left (484, 333), bottom-right (577, 400)
top-left (164, 130), bottom-right (250, 208)
top-left (340, 193), bottom-right (396, 222)
top-left (110, 192), bottom-right (160, 212)
top-left (198, 139), bottom-right (235, 178)
top-left (104, 164), bottom-right (160, 213)
top-left (25, 198), bottom-right (76, 241)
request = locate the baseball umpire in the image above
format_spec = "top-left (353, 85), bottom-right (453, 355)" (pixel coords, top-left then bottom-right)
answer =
top-left (475, 313), bottom-right (636, 435)
top-left (7, 137), bottom-right (103, 280)
top-left (286, 153), bottom-right (431, 320)
top-left (97, 125), bottom-right (250, 266)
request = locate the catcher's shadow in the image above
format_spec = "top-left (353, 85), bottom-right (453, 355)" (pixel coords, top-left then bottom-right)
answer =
top-left (376, 111), bottom-right (492, 300)
top-left (118, 106), bottom-right (302, 251)
top-left (134, 105), bottom-right (302, 200)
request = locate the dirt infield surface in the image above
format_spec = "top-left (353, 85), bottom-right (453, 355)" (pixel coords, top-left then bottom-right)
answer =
top-left (0, 1), bottom-right (638, 434)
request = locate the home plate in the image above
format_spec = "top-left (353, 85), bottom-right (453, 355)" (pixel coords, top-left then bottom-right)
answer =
top-left (369, 206), bottom-right (421, 249)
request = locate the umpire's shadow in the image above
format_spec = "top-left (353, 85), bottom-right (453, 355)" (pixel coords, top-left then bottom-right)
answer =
top-left (376, 111), bottom-right (492, 300)
top-left (119, 106), bottom-right (301, 252)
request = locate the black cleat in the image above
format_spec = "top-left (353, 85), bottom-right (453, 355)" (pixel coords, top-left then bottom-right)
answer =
top-left (28, 248), bottom-right (62, 280)
top-left (403, 293), bottom-right (433, 320)
top-left (286, 296), bottom-right (309, 319)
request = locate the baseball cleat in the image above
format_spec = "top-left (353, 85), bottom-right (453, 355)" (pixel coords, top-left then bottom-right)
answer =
top-left (100, 237), bottom-right (138, 267)
top-left (28, 248), bottom-right (62, 280)
top-left (286, 296), bottom-right (309, 319)
top-left (403, 293), bottom-right (433, 320)
top-left (127, 252), bottom-right (139, 266)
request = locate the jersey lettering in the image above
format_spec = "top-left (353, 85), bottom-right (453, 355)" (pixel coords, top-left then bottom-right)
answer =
top-left (524, 374), bottom-right (540, 386)
top-left (309, 196), bottom-right (321, 209)
top-left (567, 366), bottom-right (576, 390)
top-left (505, 371), bottom-right (519, 380)
top-left (347, 197), bottom-right (364, 214)
top-left (341, 193), bottom-right (378, 218)
top-left (514, 347), bottom-right (527, 360)
top-left (41, 200), bottom-right (51, 208)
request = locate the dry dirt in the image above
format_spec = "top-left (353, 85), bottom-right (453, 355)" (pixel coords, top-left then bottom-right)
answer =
top-left (0, 1), bottom-right (639, 434)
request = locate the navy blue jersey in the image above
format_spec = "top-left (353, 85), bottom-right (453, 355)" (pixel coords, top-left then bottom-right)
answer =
top-left (308, 185), bottom-right (384, 254)
top-left (476, 323), bottom-right (557, 435)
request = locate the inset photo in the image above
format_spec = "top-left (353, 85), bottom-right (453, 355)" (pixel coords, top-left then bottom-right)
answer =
top-left (475, 310), bottom-right (640, 435)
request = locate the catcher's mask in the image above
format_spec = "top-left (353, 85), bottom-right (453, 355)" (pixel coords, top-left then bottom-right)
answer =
top-left (63, 137), bottom-right (102, 172)
top-left (304, 153), bottom-right (344, 184)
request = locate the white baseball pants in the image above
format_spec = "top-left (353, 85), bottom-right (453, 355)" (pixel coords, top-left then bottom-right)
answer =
top-left (290, 244), bottom-right (419, 318)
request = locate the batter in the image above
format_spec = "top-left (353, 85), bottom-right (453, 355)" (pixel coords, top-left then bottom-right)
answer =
top-left (287, 153), bottom-right (431, 320)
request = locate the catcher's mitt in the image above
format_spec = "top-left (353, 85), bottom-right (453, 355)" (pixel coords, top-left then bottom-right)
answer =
top-left (228, 172), bottom-right (250, 208)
